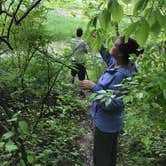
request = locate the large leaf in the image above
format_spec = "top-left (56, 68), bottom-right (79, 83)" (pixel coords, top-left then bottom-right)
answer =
top-left (121, 0), bottom-right (131, 4)
top-left (99, 9), bottom-right (111, 30)
top-left (92, 30), bottom-right (103, 51)
top-left (150, 21), bottom-right (161, 36)
top-left (146, 12), bottom-right (156, 28)
top-left (5, 140), bottom-right (18, 152)
top-left (110, 1), bottom-right (123, 22)
top-left (155, 9), bottom-right (166, 29)
top-left (125, 22), bottom-right (138, 40)
top-left (0, 142), bottom-right (5, 149)
top-left (133, 0), bottom-right (148, 15)
top-left (147, 9), bottom-right (166, 31)
top-left (2, 131), bottom-right (14, 140)
top-left (135, 19), bottom-right (149, 45)
top-left (27, 154), bottom-right (35, 164)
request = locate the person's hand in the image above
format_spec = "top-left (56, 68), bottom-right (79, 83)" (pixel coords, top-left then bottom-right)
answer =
top-left (79, 80), bottom-right (96, 90)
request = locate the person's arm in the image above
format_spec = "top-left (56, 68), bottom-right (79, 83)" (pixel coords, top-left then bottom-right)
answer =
top-left (99, 45), bottom-right (115, 67)
top-left (107, 97), bottom-right (124, 111)
top-left (91, 83), bottom-right (105, 93)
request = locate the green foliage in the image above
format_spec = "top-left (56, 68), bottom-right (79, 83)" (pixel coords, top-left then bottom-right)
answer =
top-left (85, 0), bottom-right (166, 47)
top-left (109, 0), bottom-right (124, 22)
top-left (0, 0), bottom-right (166, 165)
top-left (0, 1), bottom-right (87, 165)
top-left (45, 12), bottom-right (88, 40)
top-left (99, 9), bottom-right (111, 31)
top-left (135, 19), bottom-right (149, 45)
top-left (2, 131), bottom-right (14, 140)
top-left (84, 1), bottom-right (166, 165)
top-left (18, 121), bottom-right (29, 135)
top-left (5, 140), bottom-right (18, 152)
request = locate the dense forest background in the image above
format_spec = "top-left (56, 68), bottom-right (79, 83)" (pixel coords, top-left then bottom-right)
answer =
top-left (0, 0), bottom-right (166, 166)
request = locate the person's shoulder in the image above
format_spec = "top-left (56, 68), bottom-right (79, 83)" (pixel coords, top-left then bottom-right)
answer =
top-left (79, 39), bottom-right (85, 44)
top-left (119, 63), bottom-right (138, 78)
top-left (113, 67), bottom-right (130, 81)
top-left (71, 38), bottom-right (78, 43)
top-left (115, 70), bottom-right (126, 79)
top-left (78, 39), bottom-right (87, 47)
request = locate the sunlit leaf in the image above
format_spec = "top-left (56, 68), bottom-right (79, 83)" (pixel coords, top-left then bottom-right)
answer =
top-left (5, 140), bottom-right (18, 152)
top-left (110, 1), bottom-right (123, 22)
top-left (135, 19), bottom-right (149, 45)
top-left (99, 9), bottom-right (111, 30)
top-left (19, 121), bottom-right (29, 134)
top-left (2, 131), bottom-right (14, 140)
top-left (133, 0), bottom-right (148, 15)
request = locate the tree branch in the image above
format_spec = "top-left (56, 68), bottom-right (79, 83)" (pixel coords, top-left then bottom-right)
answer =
top-left (16, 0), bottom-right (43, 25)
top-left (0, 0), bottom-right (43, 50)
top-left (0, 36), bottom-right (13, 50)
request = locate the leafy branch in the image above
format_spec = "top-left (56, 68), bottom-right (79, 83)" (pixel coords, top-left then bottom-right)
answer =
top-left (0, 0), bottom-right (43, 50)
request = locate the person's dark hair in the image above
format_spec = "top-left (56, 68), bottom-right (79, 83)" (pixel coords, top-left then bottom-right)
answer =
top-left (76, 28), bottom-right (83, 37)
top-left (119, 36), bottom-right (144, 65)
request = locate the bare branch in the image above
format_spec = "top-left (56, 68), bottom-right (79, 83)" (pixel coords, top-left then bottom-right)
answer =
top-left (7, 0), bottom-right (23, 38)
top-left (0, 0), bottom-right (43, 50)
top-left (115, 23), bottom-right (120, 37)
top-left (0, 36), bottom-right (13, 50)
top-left (16, 0), bottom-right (43, 25)
top-left (0, 10), bottom-right (13, 17)
top-left (1, 0), bottom-right (15, 36)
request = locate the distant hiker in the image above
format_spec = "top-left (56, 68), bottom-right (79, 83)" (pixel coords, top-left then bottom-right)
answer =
top-left (70, 28), bottom-right (88, 84)
top-left (79, 36), bottom-right (144, 166)
top-left (70, 28), bottom-right (89, 97)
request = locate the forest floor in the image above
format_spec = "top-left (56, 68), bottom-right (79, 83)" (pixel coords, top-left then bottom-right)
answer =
top-left (77, 112), bottom-right (94, 166)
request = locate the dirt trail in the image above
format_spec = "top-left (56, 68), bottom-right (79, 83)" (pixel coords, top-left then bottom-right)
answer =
top-left (77, 113), bottom-right (94, 166)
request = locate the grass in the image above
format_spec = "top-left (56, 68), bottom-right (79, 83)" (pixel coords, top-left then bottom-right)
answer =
top-left (44, 0), bottom-right (84, 10)
top-left (44, 12), bottom-right (88, 41)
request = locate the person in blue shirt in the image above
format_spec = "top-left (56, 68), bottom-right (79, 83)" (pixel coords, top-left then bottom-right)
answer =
top-left (79, 36), bottom-right (144, 166)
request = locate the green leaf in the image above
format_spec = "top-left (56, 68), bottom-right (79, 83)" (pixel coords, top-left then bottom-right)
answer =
top-left (5, 140), bottom-right (18, 152)
top-left (135, 19), bottom-right (149, 45)
top-left (105, 98), bottom-right (112, 108)
top-left (155, 9), bottom-right (166, 29)
top-left (133, 0), bottom-right (148, 15)
top-left (150, 21), bottom-right (161, 36)
top-left (2, 131), bottom-right (14, 140)
top-left (18, 159), bottom-right (26, 166)
top-left (141, 136), bottom-right (152, 151)
top-left (147, 13), bottom-right (156, 28)
top-left (99, 9), bottom-right (111, 30)
top-left (121, 0), bottom-right (130, 4)
top-left (92, 30), bottom-right (102, 51)
top-left (151, 103), bottom-right (160, 109)
top-left (95, 95), bottom-right (104, 100)
top-left (0, 142), bottom-right (5, 149)
top-left (7, 117), bottom-right (17, 122)
top-left (163, 89), bottom-right (166, 99)
top-left (19, 121), bottom-right (29, 134)
top-left (125, 22), bottom-right (138, 39)
top-left (92, 16), bottom-right (98, 28)
top-left (27, 155), bottom-right (35, 164)
top-left (106, 35), bottom-right (114, 48)
top-left (110, 1), bottom-right (123, 22)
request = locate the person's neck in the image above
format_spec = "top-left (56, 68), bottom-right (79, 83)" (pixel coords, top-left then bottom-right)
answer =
top-left (115, 58), bottom-right (124, 68)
